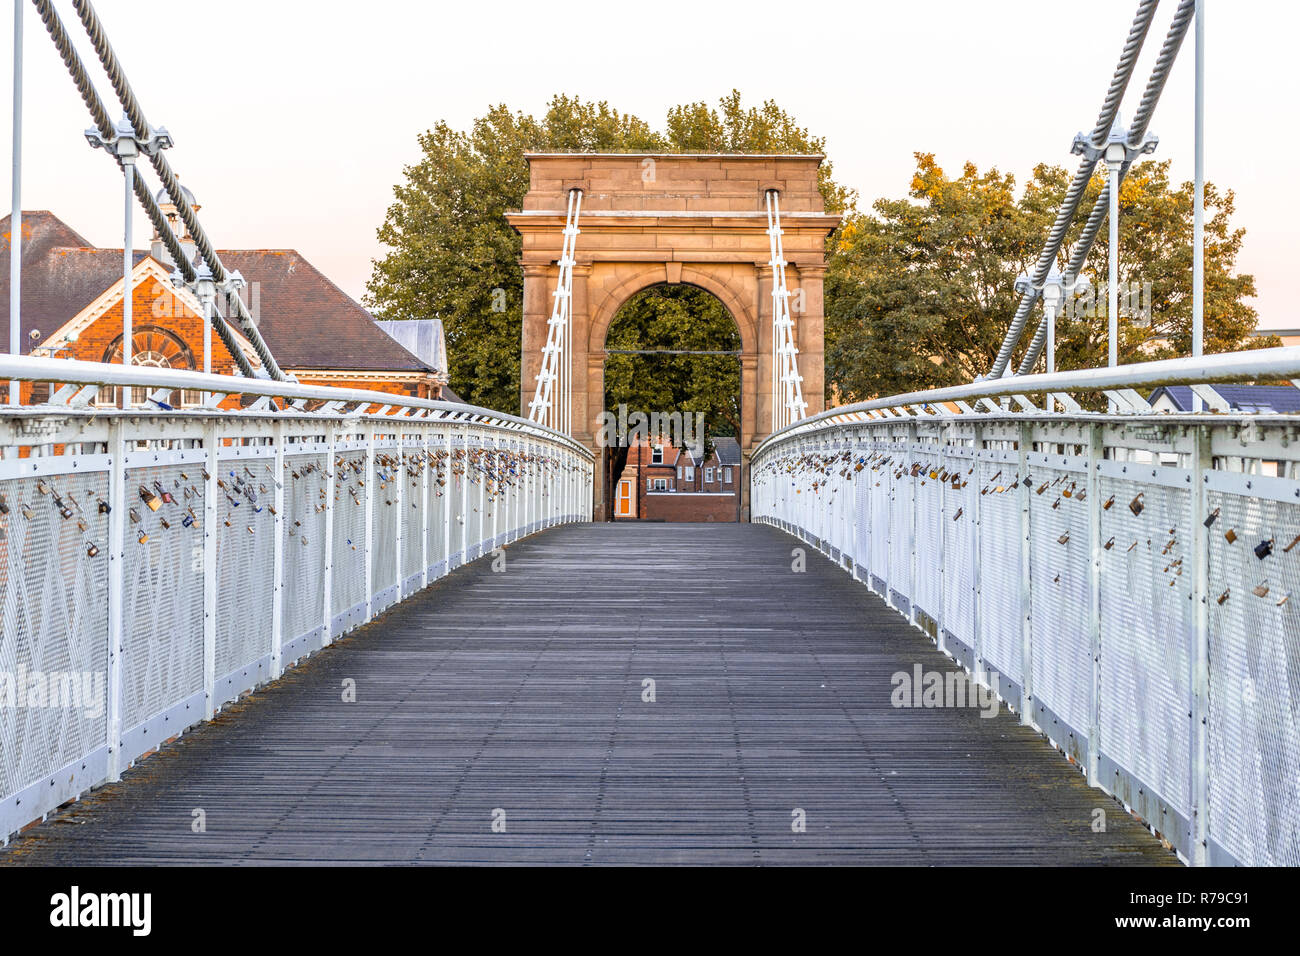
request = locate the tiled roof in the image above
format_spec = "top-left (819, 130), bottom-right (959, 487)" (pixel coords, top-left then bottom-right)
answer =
top-left (1150, 384), bottom-right (1300, 413)
top-left (217, 250), bottom-right (426, 372)
top-left (0, 212), bottom-right (144, 348)
top-left (0, 211), bottom-right (430, 373)
top-left (713, 436), bottom-right (741, 465)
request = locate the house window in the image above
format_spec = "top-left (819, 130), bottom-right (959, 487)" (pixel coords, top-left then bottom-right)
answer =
top-left (724, 467), bottom-right (733, 484)
top-left (677, 465), bottom-right (683, 479)
top-left (705, 467), bottom-right (714, 483)
top-left (652, 478), bottom-right (668, 491)
top-left (685, 466), bottom-right (694, 482)
top-left (651, 445), bottom-right (664, 465)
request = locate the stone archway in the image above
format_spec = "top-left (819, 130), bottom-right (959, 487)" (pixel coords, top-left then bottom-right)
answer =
top-left (507, 153), bottom-right (840, 519)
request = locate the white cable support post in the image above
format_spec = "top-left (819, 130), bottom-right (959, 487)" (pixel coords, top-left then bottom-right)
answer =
top-left (529, 189), bottom-right (581, 433)
top-left (193, 268), bottom-right (216, 407)
top-left (9, 0), bottom-right (21, 407)
top-left (120, 138), bottom-right (135, 408)
top-left (766, 190), bottom-right (806, 432)
top-left (1192, 0), bottom-right (1206, 412)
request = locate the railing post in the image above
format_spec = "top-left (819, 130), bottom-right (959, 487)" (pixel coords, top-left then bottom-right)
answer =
top-left (202, 419), bottom-right (218, 720)
top-left (444, 429), bottom-right (454, 569)
top-left (936, 425), bottom-right (947, 655)
top-left (270, 418), bottom-right (285, 680)
top-left (1190, 421), bottom-right (1212, 865)
top-left (104, 417), bottom-right (125, 781)
top-left (322, 424), bottom-right (337, 644)
top-left (363, 424), bottom-right (375, 621)
top-left (420, 428), bottom-right (430, 589)
top-left (1086, 423), bottom-right (1103, 784)
top-left (908, 423), bottom-right (918, 626)
top-left (491, 435), bottom-right (500, 547)
top-left (460, 427), bottom-right (469, 561)
top-left (1019, 422), bottom-right (1033, 726)
top-left (394, 426), bottom-right (404, 598)
top-left (971, 423), bottom-right (984, 686)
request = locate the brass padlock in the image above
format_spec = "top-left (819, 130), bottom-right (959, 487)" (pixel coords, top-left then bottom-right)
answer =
top-left (1129, 494), bottom-right (1145, 516)
top-left (140, 485), bottom-right (162, 511)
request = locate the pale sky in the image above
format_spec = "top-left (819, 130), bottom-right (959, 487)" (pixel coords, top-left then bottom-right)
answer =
top-left (3, 0), bottom-right (1295, 329)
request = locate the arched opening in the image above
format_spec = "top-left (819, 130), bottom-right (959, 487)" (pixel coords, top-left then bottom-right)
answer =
top-left (602, 283), bottom-right (742, 522)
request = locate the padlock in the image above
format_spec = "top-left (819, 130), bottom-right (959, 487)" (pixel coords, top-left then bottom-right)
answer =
top-left (1203, 508), bottom-right (1220, 528)
top-left (1103, 496), bottom-right (1115, 511)
top-left (1058, 531), bottom-right (1070, 545)
top-left (137, 530), bottom-right (149, 544)
top-left (1225, 528), bottom-right (1238, 544)
top-left (1255, 539), bottom-right (1275, 560)
top-left (140, 485), bottom-right (162, 511)
top-left (1217, 588), bottom-right (1230, 605)
top-left (182, 514), bottom-right (195, 529)
top-left (154, 480), bottom-right (173, 505)
top-left (77, 518), bottom-right (88, 532)
top-left (21, 503), bottom-right (34, 520)
top-left (36, 479), bottom-right (51, 496)
top-left (160, 517), bottom-right (170, 530)
top-left (86, 542), bottom-right (99, 557)
top-left (1252, 580), bottom-right (1270, 598)
top-left (98, 498), bottom-right (111, 515)
top-left (1129, 494), bottom-right (1144, 516)
top-left (1103, 537), bottom-right (1116, 551)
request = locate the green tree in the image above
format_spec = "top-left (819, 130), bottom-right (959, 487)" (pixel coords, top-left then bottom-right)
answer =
top-left (366, 92), bottom-right (850, 414)
top-left (825, 153), bottom-right (1267, 403)
top-left (603, 285), bottom-right (741, 442)
top-left (366, 98), bottom-right (662, 410)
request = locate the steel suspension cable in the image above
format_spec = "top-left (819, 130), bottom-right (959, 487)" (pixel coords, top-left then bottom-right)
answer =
top-left (69, 0), bottom-right (286, 382)
top-left (1015, 0), bottom-right (1196, 374)
top-left (29, 0), bottom-right (255, 378)
top-left (985, 0), bottom-right (1161, 379)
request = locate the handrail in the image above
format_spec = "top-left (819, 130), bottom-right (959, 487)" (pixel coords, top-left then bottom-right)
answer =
top-left (0, 354), bottom-right (593, 457)
top-left (756, 345), bottom-right (1300, 454)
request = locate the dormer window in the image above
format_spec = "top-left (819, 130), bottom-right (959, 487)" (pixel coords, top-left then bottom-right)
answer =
top-left (651, 445), bottom-right (663, 465)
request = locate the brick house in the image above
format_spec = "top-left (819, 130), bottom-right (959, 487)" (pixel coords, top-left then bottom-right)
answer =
top-left (1, 203), bottom-right (447, 406)
top-left (612, 436), bottom-right (740, 522)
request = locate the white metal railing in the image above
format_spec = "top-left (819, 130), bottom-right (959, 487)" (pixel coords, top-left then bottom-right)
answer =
top-left (0, 357), bottom-right (593, 844)
top-left (751, 348), bottom-right (1300, 867)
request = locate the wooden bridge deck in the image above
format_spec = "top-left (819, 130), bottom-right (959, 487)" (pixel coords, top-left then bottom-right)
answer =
top-left (2, 523), bottom-right (1175, 865)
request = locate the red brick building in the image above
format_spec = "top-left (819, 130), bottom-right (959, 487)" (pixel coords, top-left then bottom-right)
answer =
top-left (1, 203), bottom-right (447, 405)
top-left (613, 436), bottom-right (741, 522)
